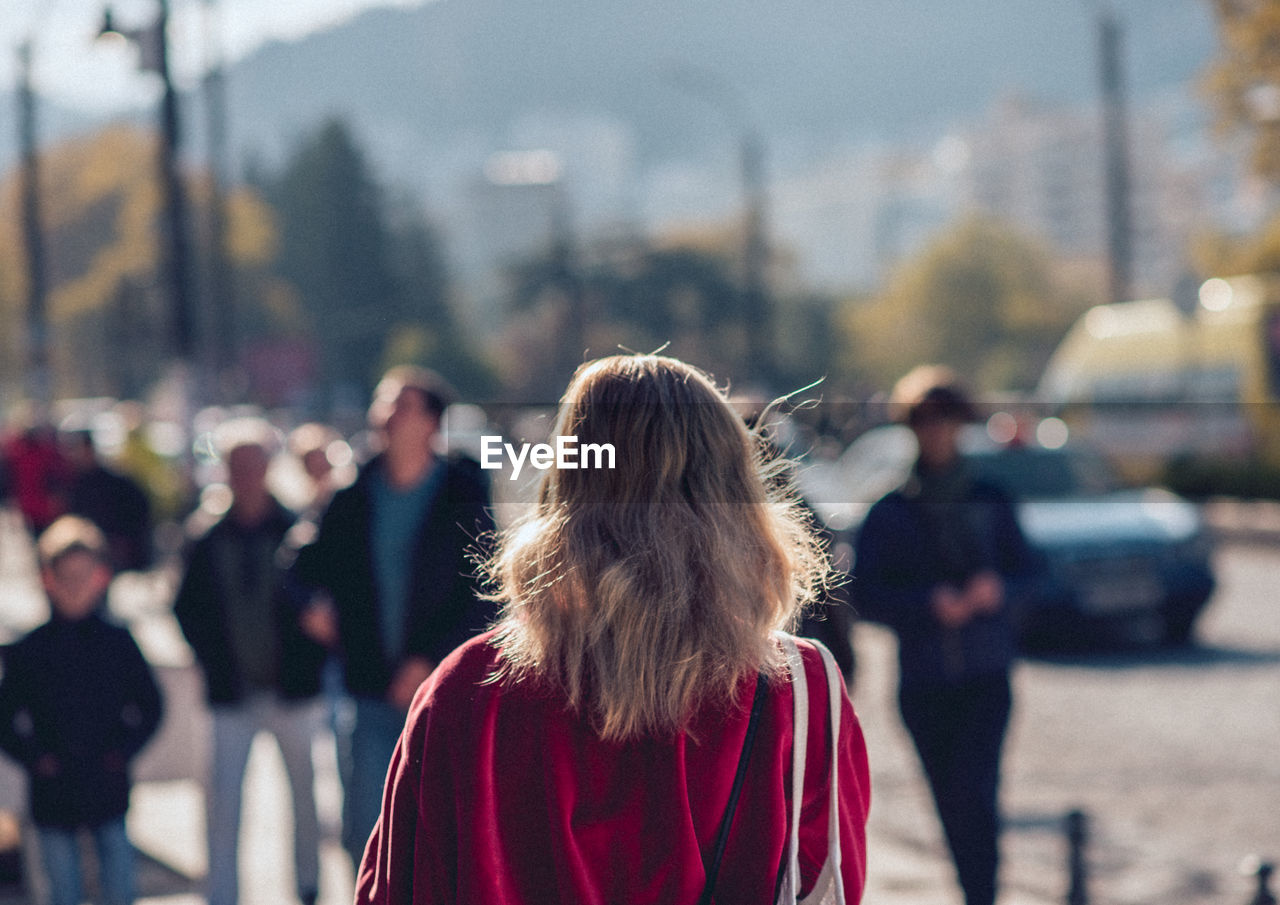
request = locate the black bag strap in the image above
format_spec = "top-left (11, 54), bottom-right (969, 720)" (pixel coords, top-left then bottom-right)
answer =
top-left (699, 672), bottom-right (769, 905)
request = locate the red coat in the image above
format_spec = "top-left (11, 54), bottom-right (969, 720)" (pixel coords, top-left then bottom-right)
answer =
top-left (4, 430), bottom-right (70, 534)
top-left (356, 632), bottom-right (870, 905)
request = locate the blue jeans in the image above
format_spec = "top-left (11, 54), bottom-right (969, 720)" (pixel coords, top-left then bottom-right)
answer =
top-left (37, 817), bottom-right (135, 905)
top-left (343, 697), bottom-right (406, 866)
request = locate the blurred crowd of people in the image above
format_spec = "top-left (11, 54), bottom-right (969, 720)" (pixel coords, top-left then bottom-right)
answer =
top-left (1, 422), bottom-right (153, 574)
top-left (0, 357), bottom-right (1032, 905)
top-left (0, 367), bottom-right (502, 905)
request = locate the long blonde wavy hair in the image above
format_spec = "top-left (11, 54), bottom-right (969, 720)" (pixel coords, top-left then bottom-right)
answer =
top-left (486, 355), bottom-right (833, 742)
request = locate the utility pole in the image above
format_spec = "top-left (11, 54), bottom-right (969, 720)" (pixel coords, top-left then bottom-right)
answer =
top-left (201, 0), bottom-right (235, 400)
top-left (670, 64), bottom-right (775, 385)
top-left (17, 41), bottom-right (51, 407)
top-left (1097, 6), bottom-right (1133, 305)
top-left (155, 0), bottom-right (197, 366)
top-left (740, 129), bottom-right (771, 383)
top-left (101, 2), bottom-right (198, 368)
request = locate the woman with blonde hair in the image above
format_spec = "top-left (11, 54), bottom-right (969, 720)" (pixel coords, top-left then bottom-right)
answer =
top-left (357, 354), bottom-right (870, 904)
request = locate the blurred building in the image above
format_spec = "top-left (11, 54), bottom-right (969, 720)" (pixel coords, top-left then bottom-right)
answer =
top-left (769, 94), bottom-right (1252, 299)
top-left (771, 143), bottom-right (962, 292)
top-left (504, 113), bottom-right (637, 229)
top-left (958, 95), bottom-right (1220, 299)
top-left (446, 115), bottom-right (640, 329)
top-left (451, 150), bottom-right (566, 332)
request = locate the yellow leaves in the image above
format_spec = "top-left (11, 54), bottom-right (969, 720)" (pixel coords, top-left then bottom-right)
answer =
top-left (1206, 1), bottom-right (1280, 181)
top-left (0, 126), bottom-right (160, 324)
top-left (839, 217), bottom-right (1094, 392)
top-left (0, 184), bottom-right (25, 307)
top-left (224, 189), bottom-right (278, 268)
top-left (839, 284), bottom-right (931, 386)
top-left (0, 124), bottom-right (288, 395)
top-left (0, 126), bottom-right (282, 323)
top-left (43, 127), bottom-right (157, 219)
top-left (1197, 206), bottom-right (1280, 275)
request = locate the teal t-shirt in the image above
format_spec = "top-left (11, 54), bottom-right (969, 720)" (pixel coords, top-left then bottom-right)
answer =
top-left (370, 459), bottom-right (444, 663)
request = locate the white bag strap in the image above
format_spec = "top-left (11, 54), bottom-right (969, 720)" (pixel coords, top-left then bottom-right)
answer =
top-left (779, 633), bottom-right (807, 902)
top-left (814, 641), bottom-right (845, 905)
top-left (776, 633), bottom-right (846, 905)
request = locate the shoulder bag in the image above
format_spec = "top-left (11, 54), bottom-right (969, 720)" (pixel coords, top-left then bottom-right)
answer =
top-left (776, 633), bottom-right (846, 905)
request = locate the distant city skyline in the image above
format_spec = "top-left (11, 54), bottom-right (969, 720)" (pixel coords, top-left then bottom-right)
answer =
top-left (2, 0), bottom-right (429, 113)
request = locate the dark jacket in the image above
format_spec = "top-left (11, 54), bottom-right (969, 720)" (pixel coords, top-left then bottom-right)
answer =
top-left (68, 465), bottom-right (153, 572)
top-left (0, 612), bottom-right (162, 828)
top-left (174, 498), bottom-right (326, 705)
top-left (291, 454), bottom-right (495, 699)
top-left (853, 470), bottom-right (1038, 688)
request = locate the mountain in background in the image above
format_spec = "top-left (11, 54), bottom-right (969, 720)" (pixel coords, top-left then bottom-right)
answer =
top-left (214, 0), bottom-right (1216, 169)
top-left (2, 0), bottom-right (1222, 276)
top-left (4, 0), bottom-right (1219, 198)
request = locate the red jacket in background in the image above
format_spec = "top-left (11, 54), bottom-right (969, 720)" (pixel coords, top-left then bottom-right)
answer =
top-left (4, 429), bottom-right (71, 534)
top-left (357, 632), bottom-right (870, 905)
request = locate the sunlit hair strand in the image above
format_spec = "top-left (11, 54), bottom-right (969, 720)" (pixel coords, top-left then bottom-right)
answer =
top-left (484, 354), bottom-right (832, 742)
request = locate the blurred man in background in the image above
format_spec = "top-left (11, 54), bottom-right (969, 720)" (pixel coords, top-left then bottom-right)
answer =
top-left (63, 429), bottom-right (152, 573)
top-left (854, 365), bottom-right (1038, 905)
top-left (293, 366), bottom-right (495, 870)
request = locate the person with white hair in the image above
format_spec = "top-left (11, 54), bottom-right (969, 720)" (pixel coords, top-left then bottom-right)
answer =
top-left (173, 418), bottom-right (328, 905)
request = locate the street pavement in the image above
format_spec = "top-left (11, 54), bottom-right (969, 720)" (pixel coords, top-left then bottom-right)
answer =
top-left (0, 505), bottom-right (1066, 905)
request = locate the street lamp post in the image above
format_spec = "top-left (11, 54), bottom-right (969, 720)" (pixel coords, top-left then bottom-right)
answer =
top-left (17, 40), bottom-right (51, 407)
top-left (1092, 3), bottom-right (1134, 305)
top-left (100, 1), bottom-right (198, 369)
top-left (201, 0), bottom-right (237, 400)
top-left (739, 129), bottom-right (771, 382)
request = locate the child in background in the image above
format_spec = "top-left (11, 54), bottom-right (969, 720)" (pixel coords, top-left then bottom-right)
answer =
top-left (0, 516), bottom-right (163, 905)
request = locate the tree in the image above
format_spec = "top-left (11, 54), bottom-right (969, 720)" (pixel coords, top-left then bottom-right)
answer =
top-left (263, 119), bottom-right (397, 398)
top-left (769, 291), bottom-right (848, 393)
top-left (841, 217), bottom-right (1092, 393)
top-left (1205, 1), bottom-right (1280, 182)
top-left (263, 119), bottom-right (491, 404)
top-left (492, 240), bottom-right (752, 400)
top-left (0, 126), bottom-right (284, 401)
top-left (382, 194), bottom-right (495, 399)
top-left (1193, 4), bottom-right (1280, 280)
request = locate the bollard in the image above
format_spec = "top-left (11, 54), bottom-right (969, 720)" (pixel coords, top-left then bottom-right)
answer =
top-left (1240, 857), bottom-right (1276, 905)
top-left (1066, 809), bottom-right (1089, 905)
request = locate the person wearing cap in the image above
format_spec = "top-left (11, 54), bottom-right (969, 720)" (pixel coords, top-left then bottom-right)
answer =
top-left (853, 365), bottom-right (1038, 905)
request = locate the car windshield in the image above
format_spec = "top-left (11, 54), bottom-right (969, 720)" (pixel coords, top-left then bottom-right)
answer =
top-left (964, 446), bottom-right (1119, 499)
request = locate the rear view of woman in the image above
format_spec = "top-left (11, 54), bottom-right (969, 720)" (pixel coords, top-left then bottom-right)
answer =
top-left (357, 354), bottom-right (870, 904)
